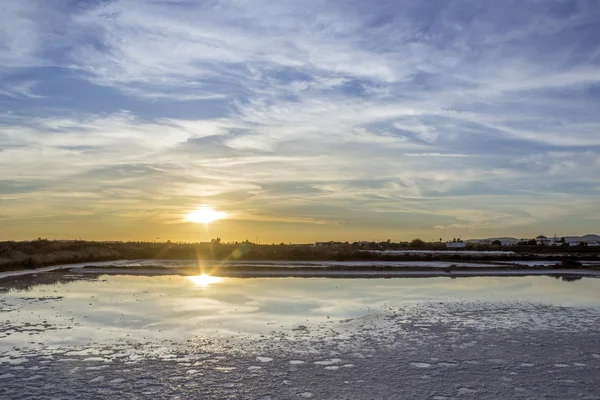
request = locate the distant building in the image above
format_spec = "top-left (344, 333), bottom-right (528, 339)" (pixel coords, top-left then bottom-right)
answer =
top-left (471, 238), bottom-right (518, 246)
top-left (534, 235), bottom-right (564, 246)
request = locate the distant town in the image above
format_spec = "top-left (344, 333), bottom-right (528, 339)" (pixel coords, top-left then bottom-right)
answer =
top-left (313, 234), bottom-right (600, 249)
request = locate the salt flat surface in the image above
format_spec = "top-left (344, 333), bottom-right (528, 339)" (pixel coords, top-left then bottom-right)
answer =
top-left (86, 260), bottom-right (512, 269)
top-left (5, 258), bottom-right (598, 281)
top-left (1, 274), bottom-right (600, 399)
top-left (0, 260), bottom-right (136, 279)
top-left (74, 267), bottom-right (600, 279)
top-left (364, 250), bottom-right (517, 255)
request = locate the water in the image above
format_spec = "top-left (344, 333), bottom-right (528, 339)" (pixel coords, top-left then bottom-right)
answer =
top-left (1, 272), bottom-right (599, 350)
top-left (1, 269), bottom-right (600, 399)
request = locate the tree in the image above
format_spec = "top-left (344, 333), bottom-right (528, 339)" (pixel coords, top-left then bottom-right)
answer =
top-left (491, 240), bottom-right (502, 246)
top-left (409, 238), bottom-right (426, 248)
top-left (368, 242), bottom-right (380, 250)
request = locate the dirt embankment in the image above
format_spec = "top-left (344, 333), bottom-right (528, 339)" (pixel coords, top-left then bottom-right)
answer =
top-left (0, 242), bottom-right (120, 272)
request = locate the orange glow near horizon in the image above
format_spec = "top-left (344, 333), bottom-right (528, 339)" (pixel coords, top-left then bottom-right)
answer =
top-left (185, 207), bottom-right (227, 224)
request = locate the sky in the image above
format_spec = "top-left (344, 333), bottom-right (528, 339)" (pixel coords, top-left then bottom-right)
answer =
top-left (1, 0), bottom-right (600, 243)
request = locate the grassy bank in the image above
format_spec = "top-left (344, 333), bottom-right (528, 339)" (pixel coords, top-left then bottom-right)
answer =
top-left (1, 239), bottom-right (598, 273)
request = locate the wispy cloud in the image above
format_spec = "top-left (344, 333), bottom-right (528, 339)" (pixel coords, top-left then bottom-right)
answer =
top-left (0, 81), bottom-right (44, 99)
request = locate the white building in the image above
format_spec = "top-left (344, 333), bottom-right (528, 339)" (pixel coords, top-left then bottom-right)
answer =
top-left (535, 235), bottom-right (563, 246)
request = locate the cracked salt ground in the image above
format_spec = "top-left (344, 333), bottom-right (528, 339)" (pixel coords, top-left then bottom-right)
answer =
top-left (1, 274), bottom-right (600, 398)
top-left (2, 319), bottom-right (600, 399)
top-left (3, 306), bottom-right (600, 398)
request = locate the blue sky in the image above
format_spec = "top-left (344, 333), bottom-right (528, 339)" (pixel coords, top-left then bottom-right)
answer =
top-left (1, 0), bottom-right (599, 242)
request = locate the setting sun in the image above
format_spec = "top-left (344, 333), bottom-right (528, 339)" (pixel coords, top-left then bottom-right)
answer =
top-left (185, 207), bottom-right (227, 224)
top-left (188, 274), bottom-right (223, 287)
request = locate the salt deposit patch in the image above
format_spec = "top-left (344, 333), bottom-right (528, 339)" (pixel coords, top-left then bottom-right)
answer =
top-left (458, 387), bottom-right (476, 395)
top-left (85, 365), bottom-right (109, 371)
top-left (0, 357), bottom-right (28, 365)
top-left (142, 385), bottom-right (164, 394)
top-left (314, 358), bottom-right (341, 366)
top-left (410, 362), bottom-right (432, 368)
top-left (23, 375), bottom-right (43, 381)
top-left (438, 362), bottom-right (458, 367)
top-left (136, 378), bottom-right (157, 384)
top-left (65, 349), bottom-right (102, 356)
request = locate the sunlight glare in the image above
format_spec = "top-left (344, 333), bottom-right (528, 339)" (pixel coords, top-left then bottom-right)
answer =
top-left (185, 207), bottom-right (227, 224)
top-left (188, 274), bottom-right (223, 287)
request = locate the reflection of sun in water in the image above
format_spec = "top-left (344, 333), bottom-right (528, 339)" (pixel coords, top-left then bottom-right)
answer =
top-left (185, 207), bottom-right (227, 224)
top-left (188, 274), bottom-right (223, 287)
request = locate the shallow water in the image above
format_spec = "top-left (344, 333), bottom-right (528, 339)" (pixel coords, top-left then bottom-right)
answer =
top-left (1, 273), bottom-right (599, 350)
top-left (1, 271), bottom-right (600, 399)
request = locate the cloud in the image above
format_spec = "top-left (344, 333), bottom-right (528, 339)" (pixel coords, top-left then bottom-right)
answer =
top-left (0, 1), bottom-right (46, 69)
top-left (0, 81), bottom-right (44, 99)
top-left (1, 0), bottom-right (600, 240)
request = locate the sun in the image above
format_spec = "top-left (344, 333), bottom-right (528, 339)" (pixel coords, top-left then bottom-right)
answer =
top-left (188, 274), bottom-right (223, 287)
top-left (185, 207), bottom-right (227, 224)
